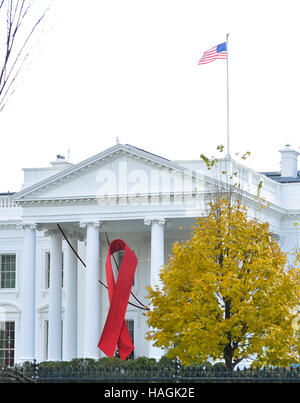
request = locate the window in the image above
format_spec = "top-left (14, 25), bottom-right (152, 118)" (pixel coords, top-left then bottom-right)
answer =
top-left (116, 250), bottom-right (135, 286)
top-left (44, 320), bottom-right (49, 361)
top-left (0, 254), bottom-right (16, 289)
top-left (62, 253), bottom-right (64, 287)
top-left (45, 252), bottom-right (64, 289)
top-left (45, 252), bottom-right (50, 289)
top-left (113, 319), bottom-right (135, 360)
top-left (112, 250), bottom-right (123, 282)
top-left (117, 250), bottom-right (124, 267)
top-left (44, 320), bottom-right (63, 361)
top-left (125, 319), bottom-right (134, 360)
top-left (0, 321), bottom-right (15, 367)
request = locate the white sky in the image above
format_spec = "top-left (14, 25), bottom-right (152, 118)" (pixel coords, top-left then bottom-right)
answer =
top-left (1, 0), bottom-right (300, 192)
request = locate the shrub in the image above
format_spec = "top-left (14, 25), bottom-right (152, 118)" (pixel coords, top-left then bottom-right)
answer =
top-left (213, 362), bottom-right (226, 371)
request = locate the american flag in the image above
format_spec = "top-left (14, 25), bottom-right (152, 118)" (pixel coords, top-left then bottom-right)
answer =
top-left (198, 42), bottom-right (227, 65)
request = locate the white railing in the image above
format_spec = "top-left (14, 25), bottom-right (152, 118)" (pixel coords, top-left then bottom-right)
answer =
top-left (0, 195), bottom-right (16, 208)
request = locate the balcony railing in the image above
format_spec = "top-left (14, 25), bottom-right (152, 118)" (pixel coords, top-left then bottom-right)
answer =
top-left (0, 195), bottom-right (16, 208)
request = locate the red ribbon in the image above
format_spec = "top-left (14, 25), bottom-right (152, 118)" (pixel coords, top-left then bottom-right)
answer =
top-left (98, 239), bottom-right (138, 360)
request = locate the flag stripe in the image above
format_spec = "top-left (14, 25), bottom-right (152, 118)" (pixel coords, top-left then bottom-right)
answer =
top-left (198, 43), bottom-right (227, 65)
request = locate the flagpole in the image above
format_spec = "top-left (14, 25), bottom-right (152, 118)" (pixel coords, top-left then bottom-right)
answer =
top-left (226, 33), bottom-right (230, 158)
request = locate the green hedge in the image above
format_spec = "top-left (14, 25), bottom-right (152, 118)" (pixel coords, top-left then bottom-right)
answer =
top-left (19, 355), bottom-right (213, 373)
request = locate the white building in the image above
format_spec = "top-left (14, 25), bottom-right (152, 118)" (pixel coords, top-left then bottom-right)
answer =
top-left (0, 142), bottom-right (300, 365)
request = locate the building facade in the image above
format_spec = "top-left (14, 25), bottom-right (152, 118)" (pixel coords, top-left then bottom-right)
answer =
top-left (0, 143), bottom-right (300, 365)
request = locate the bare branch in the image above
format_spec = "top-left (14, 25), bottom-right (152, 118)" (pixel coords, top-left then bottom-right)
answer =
top-left (0, 50), bottom-right (29, 111)
top-left (0, 0), bottom-right (49, 111)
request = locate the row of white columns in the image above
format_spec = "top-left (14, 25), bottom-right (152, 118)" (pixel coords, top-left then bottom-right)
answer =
top-left (19, 218), bottom-right (166, 363)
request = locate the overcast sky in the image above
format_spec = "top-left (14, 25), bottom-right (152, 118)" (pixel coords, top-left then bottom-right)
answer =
top-left (1, 0), bottom-right (300, 192)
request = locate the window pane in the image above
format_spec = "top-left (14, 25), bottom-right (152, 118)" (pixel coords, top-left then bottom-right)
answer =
top-left (46, 252), bottom-right (50, 289)
top-left (0, 322), bottom-right (15, 367)
top-left (44, 320), bottom-right (48, 361)
top-left (46, 252), bottom-right (64, 289)
top-left (116, 251), bottom-right (135, 286)
top-left (44, 320), bottom-right (63, 360)
top-left (0, 254), bottom-right (16, 289)
top-left (125, 320), bottom-right (134, 360)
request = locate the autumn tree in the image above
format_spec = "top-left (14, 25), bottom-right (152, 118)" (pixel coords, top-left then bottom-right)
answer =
top-left (0, 0), bottom-right (49, 111)
top-left (146, 174), bottom-right (300, 371)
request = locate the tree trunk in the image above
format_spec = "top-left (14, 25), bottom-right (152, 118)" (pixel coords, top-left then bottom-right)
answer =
top-left (224, 299), bottom-right (235, 372)
top-left (223, 343), bottom-right (234, 372)
top-left (224, 355), bottom-right (234, 372)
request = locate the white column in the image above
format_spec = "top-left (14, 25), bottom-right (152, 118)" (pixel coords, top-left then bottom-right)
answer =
top-left (19, 223), bottom-right (37, 363)
top-left (63, 234), bottom-right (78, 361)
top-left (144, 218), bottom-right (166, 360)
top-left (79, 220), bottom-right (101, 359)
top-left (48, 230), bottom-right (63, 361)
top-left (145, 218), bottom-right (166, 290)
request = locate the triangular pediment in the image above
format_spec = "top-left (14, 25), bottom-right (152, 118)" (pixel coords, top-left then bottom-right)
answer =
top-left (13, 144), bottom-right (208, 203)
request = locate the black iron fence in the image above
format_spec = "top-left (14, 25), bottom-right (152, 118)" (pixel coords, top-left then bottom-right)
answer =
top-left (10, 360), bottom-right (300, 383)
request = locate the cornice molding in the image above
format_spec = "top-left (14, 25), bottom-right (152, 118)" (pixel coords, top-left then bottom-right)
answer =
top-left (13, 190), bottom-right (204, 207)
top-left (0, 223), bottom-right (22, 230)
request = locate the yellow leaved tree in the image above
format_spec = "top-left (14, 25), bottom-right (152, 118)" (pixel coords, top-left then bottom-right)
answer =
top-left (146, 150), bottom-right (300, 371)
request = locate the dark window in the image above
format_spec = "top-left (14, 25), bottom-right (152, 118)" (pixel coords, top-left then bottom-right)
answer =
top-left (114, 319), bottom-right (135, 360)
top-left (0, 321), bottom-right (15, 367)
top-left (117, 250), bottom-right (135, 286)
top-left (45, 252), bottom-right (64, 289)
top-left (44, 320), bottom-right (63, 360)
top-left (45, 252), bottom-right (50, 289)
top-left (0, 254), bottom-right (16, 289)
top-left (125, 319), bottom-right (134, 360)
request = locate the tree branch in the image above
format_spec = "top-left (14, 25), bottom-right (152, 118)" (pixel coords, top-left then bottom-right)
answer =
top-left (0, 0), bottom-right (48, 111)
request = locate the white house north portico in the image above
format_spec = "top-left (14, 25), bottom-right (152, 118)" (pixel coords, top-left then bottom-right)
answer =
top-left (1, 143), bottom-right (300, 365)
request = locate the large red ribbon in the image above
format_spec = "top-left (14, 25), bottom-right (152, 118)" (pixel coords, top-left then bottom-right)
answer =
top-left (98, 239), bottom-right (138, 360)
